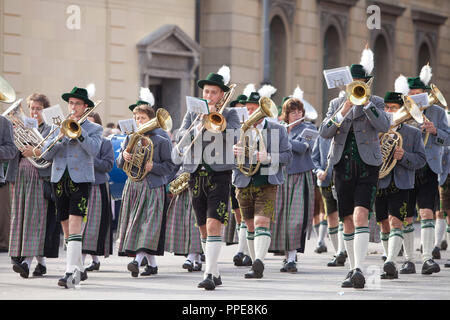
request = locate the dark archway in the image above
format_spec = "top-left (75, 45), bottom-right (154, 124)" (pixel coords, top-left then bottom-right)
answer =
top-left (269, 15), bottom-right (287, 104)
top-left (322, 25), bottom-right (341, 115)
top-left (417, 42), bottom-right (431, 75)
top-left (373, 34), bottom-right (390, 97)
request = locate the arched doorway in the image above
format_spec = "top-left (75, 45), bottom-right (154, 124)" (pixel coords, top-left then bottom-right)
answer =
top-left (417, 42), bottom-right (431, 74)
top-left (322, 25), bottom-right (341, 116)
top-left (269, 15), bottom-right (287, 104)
top-left (373, 34), bottom-right (390, 97)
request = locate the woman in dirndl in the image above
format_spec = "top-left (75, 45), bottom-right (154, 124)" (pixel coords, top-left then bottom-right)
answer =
top-left (7, 93), bottom-right (60, 278)
top-left (269, 97), bottom-right (316, 273)
top-left (165, 166), bottom-right (203, 272)
top-left (116, 105), bottom-right (175, 277)
top-left (81, 113), bottom-right (114, 272)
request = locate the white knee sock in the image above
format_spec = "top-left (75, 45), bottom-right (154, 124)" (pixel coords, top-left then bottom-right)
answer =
top-left (135, 252), bottom-right (145, 265)
top-left (318, 221), bottom-right (328, 246)
top-left (328, 226), bottom-right (339, 254)
top-left (66, 234), bottom-right (83, 273)
top-left (36, 256), bottom-right (46, 266)
top-left (434, 218), bottom-right (446, 247)
top-left (187, 253), bottom-right (196, 263)
top-left (254, 227), bottom-right (271, 262)
top-left (338, 223), bottom-right (345, 254)
top-left (237, 222), bottom-right (248, 254)
top-left (380, 232), bottom-right (390, 257)
top-left (147, 254), bottom-right (157, 267)
top-left (205, 236), bottom-right (222, 278)
top-left (287, 250), bottom-right (297, 263)
top-left (421, 219), bottom-right (435, 262)
top-left (386, 228), bottom-right (403, 264)
top-left (343, 232), bottom-right (355, 270)
top-left (23, 257), bottom-right (33, 267)
top-left (402, 223), bottom-right (415, 262)
top-left (354, 227), bottom-right (370, 271)
top-left (92, 255), bottom-right (99, 263)
top-left (246, 231), bottom-right (255, 261)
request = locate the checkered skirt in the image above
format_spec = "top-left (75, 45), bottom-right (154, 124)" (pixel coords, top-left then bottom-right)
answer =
top-left (269, 171), bottom-right (314, 252)
top-left (82, 184), bottom-right (113, 257)
top-left (164, 189), bottom-right (202, 254)
top-left (9, 158), bottom-right (48, 257)
top-left (117, 179), bottom-right (165, 254)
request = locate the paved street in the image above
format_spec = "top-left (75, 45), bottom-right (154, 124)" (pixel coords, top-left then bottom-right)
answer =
top-left (0, 223), bottom-right (449, 300)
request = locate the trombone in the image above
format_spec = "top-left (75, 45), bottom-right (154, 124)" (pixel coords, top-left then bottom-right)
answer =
top-left (34, 100), bottom-right (102, 159)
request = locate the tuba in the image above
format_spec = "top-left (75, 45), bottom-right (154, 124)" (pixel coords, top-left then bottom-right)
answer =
top-left (168, 171), bottom-right (190, 195)
top-left (378, 96), bottom-right (421, 179)
top-left (2, 99), bottom-right (52, 169)
top-left (123, 108), bottom-right (172, 182)
top-left (237, 96), bottom-right (278, 176)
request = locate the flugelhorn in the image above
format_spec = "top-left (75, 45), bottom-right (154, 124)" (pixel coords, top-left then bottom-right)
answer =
top-left (123, 108), bottom-right (172, 182)
top-left (236, 96), bottom-right (278, 176)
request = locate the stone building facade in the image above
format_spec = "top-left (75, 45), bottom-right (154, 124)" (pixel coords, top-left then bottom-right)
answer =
top-left (1, 0), bottom-right (449, 127)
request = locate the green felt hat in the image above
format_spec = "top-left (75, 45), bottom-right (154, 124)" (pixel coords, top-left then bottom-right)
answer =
top-left (407, 77), bottom-right (431, 90)
top-left (197, 73), bottom-right (230, 92)
top-left (230, 94), bottom-right (247, 108)
top-left (61, 87), bottom-right (95, 108)
top-left (240, 92), bottom-right (260, 104)
top-left (129, 100), bottom-right (150, 112)
top-left (350, 64), bottom-right (373, 80)
top-left (384, 91), bottom-right (404, 106)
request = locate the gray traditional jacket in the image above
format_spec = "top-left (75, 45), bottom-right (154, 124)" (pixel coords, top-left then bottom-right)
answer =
top-left (287, 122), bottom-right (317, 174)
top-left (311, 135), bottom-right (333, 187)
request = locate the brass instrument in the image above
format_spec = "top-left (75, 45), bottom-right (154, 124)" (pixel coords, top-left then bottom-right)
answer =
top-left (123, 108), bottom-right (172, 182)
top-left (35, 100), bottom-right (103, 159)
top-left (0, 75), bottom-right (16, 103)
top-left (328, 78), bottom-right (373, 128)
top-left (378, 96), bottom-right (421, 179)
top-left (2, 99), bottom-right (52, 169)
top-left (237, 96), bottom-right (278, 176)
top-left (168, 172), bottom-right (190, 195)
top-left (175, 84), bottom-right (236, 157)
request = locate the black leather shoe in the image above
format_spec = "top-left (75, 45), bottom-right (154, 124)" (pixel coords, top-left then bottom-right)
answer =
top-left (141, 265), bottom-right (158, 276)
top-left (432, 246), bottom-right (441, 260)
top-left (380, 271), bottom-right (398, 279)
top-left (441, 240), bottom-right (447, 251)
top-left (242, 255), bottom-right (252, 266)
top-left (350, 268), bottom-right (365, 289)
top-left (284, 261), bottom-right (297, 273)
top-left (127, 260), bottom-right (139, 277)
top-left (336, 252), bottom-right (346, 265)
top-left (197, 274), bottom-right (215, 290)
top-left (80, 270), bottom-right (88, 281)
top-left (314, 244), bottom-right (327, 254)
top-left (32, 263), bottom-right (47, 277)
top-left (444, 260), bottom-right (450, 268)
top-left (327, 255), bottom-right (345, 267)
top-left (13, 262), bottom-right (29, 279)
top-left (85, 261), bottom-right (100, 272)
top-left (213, 275), bottom-right (222, 286)
top-left (245, 259), bottom-right (264, 279)
top-left (341, 270), bottom-right (354, 288)
top-left (193, 262), bottom-right (202, 272)
top-left (421, 259), bottom-right (440, 275)
top-left (58, 273), bottom-right (75, 289)
top-left (383, 261), bottom-right (397, 278)
top-left (182, 259), bottom-right (194, 272)
top-left (233, 252), bottom-right (244, 266)
top-left (399, 261), bottom-right (416, 274)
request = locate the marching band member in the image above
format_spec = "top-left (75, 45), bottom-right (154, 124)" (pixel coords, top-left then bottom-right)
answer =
top-left (165, 164), bottom-right (203, 272)
top-left (312, 134), bottom-right (347, 267)
top-left (173, 66), bottom-right (240, 290)
top-left (82, 112), bottom-right (115, 272)
top-left (402, 65), bottom-right (450, 275)
top-left (438, 145), bottom-right (450, 267)
top-left (375, 91), bottom-right (426, 279)
top-left (270, 87), bottom-right (316, 273)
top-left (116, 104), bottom-right (175, 277)
top-left (7, 94), bottom-right (61, 278)
top-left (0, 112), bottom-right (19, 254)
top-left (233, 88), bottom-right (292, 279)
top-left (37, 86), bottom-right (103, 288)
top-left (319, 47), bottom-right (391, 289)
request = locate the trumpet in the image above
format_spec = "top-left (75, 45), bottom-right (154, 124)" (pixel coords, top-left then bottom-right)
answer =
top-left (328, 78), bottom-right (373, 128)
top-left (175, 83), bottom-right (236, 158)
top-left (236, 96), bottom-right (278, 176)
top-left (34, 100), bottom-right (102, 159)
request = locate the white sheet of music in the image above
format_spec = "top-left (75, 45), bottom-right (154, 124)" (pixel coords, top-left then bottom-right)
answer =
top-left (186, 96), bottom-right (209, 114)
top-left (42, 104), bottom-right (64, 126)
top-left (409, 93), bottom-right (429, 108)
top-left (118, 118), bottom-right (138, 134)
top-left (323, 66), bottom-right (353, 89)
top-left (299, 128), bottom-right (319, 142)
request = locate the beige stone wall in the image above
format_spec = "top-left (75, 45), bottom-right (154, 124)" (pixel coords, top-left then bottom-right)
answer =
top-left (0, 0), bottom-right (196, 125)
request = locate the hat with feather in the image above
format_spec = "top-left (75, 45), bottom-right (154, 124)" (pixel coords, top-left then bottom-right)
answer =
top-left (129, 87), bottom-right (155, 112)
top-left (62, 83), bottom-right (96, 108)
top-left (350, 45), bottom-right (374, 80)
top-left (197, 65), bottom-right (231, 92)
top-left (408, 63), bottom-right (432, 90)
top-left (240, 84), bottom-right (277, 105)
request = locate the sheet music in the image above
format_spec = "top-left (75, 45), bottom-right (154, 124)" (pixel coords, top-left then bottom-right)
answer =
top-left (42, 104), bottom-right (65, 126)
top-left (118, 118), bottom-right (138, 134)
top-left (323, 66), bottom-right (353, 89)
top-left (186, 96), bottom-right (209, 114)
top-left (299, 128), bottom-right (319, 142)
top-left (23, 116), bottom-right (38, 129)
top-left (409, 93), bottom-right (429, 109)
top-left (234, 107), bottom-right (249, 123)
